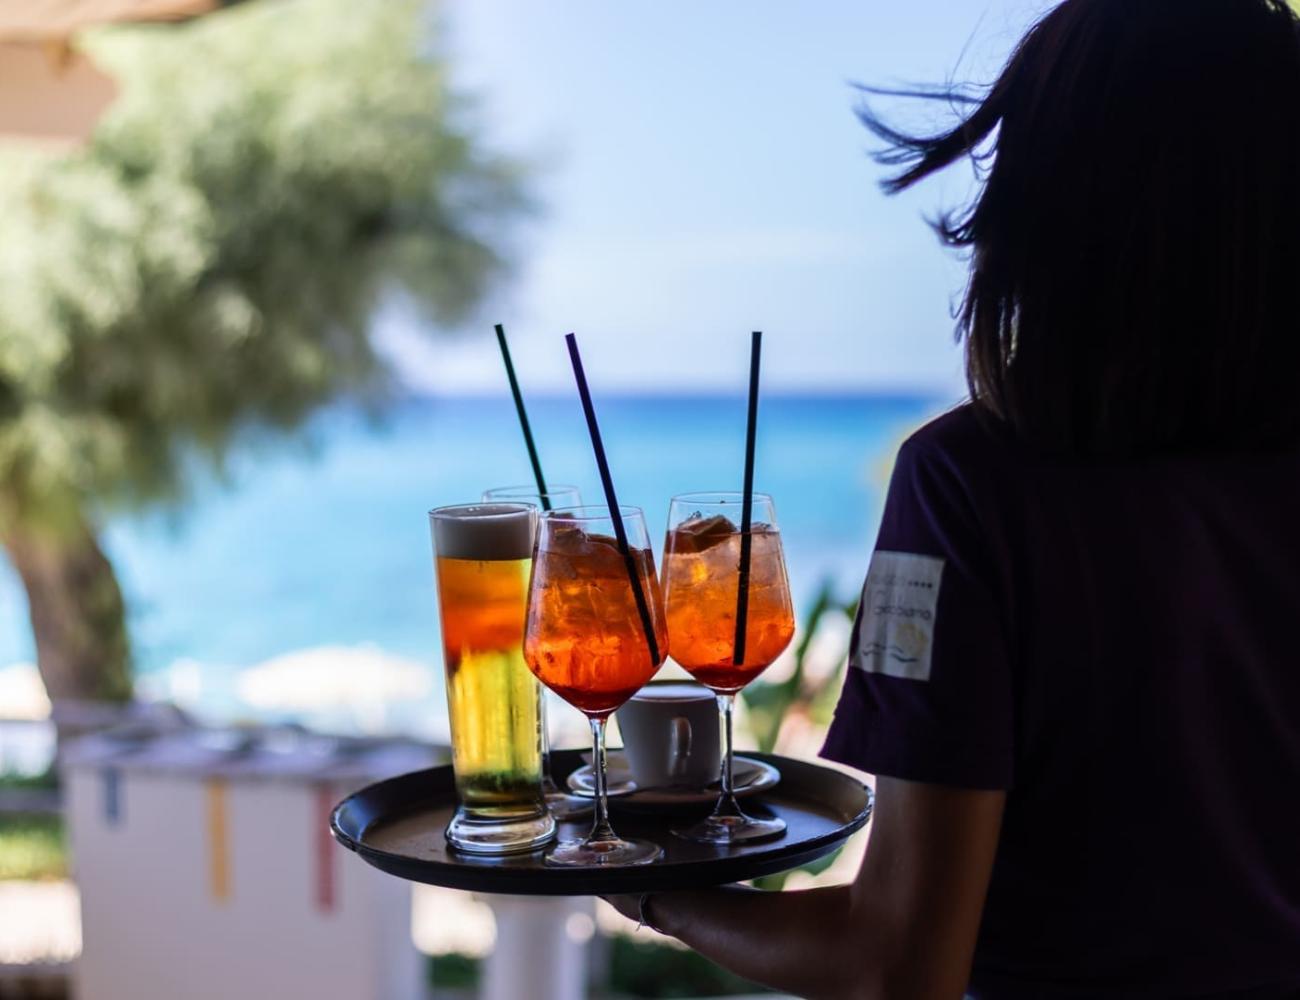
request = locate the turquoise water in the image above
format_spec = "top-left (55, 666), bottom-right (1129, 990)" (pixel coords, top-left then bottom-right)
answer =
top-left (0, 393), bottom-right (942, 729)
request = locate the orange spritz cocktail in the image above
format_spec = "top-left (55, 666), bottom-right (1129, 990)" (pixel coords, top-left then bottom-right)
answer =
top-left (663, 514), bottom-right (795, 692)
top-left (524, 505), bottom-right (668, 867)
top-left (661, 492), bottom-right (795, 845)
top-left (525, 522), bottom-right (668, 717)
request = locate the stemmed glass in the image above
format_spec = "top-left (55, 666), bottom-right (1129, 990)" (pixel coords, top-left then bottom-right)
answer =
top-left (524, 505), bottom-right (669, 866)
top-left (661, 492), bottom-right (795, 843)
top-left (481, 485), bottom-right (596, 820)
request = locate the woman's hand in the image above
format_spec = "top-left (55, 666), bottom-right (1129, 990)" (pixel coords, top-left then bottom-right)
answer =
top-left (591, 777), bottom-right (1006, 1000)
top-left (600, 894), bottom-right (643, 925)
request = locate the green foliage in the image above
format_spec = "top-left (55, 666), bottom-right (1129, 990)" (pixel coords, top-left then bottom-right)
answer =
top-left (0, 0), bottom-right (525, 535)
top-left (743, 578), bottom-right (858, 891)
top-left (428, 952), bottom-right (480, 990)
top-left (740, 578), bottom-right (858, 754)
top-left (604, 936), bottom-right (774, 997)
top-left (0, 814), bottom-right (67, 881)
top-left (426, 939), bottom-right (775, 998)
top-left (0, 769), bottom-right (59, 792)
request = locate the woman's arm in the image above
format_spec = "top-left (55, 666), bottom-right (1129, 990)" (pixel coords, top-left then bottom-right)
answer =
top-left (608, 776), bottom-right (1006, 1000)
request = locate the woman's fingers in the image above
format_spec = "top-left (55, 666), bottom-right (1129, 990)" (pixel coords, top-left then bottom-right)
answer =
top-left (599, 894), bottom-right (643, 922)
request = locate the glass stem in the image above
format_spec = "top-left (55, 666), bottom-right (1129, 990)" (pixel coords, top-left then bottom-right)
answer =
top-left (715, 693), bottom-right (743, 818)
top-left (588, 716), bottom-right (616, 844)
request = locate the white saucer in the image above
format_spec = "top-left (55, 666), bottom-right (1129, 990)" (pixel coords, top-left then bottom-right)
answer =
top-left (567, 751), bottom-right (780, 807)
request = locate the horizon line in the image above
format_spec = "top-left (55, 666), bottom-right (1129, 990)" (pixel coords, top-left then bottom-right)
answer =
top-left (393, 384), bottom-right (957, 402)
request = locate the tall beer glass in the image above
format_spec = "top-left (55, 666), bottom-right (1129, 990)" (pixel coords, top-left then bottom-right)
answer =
top-left (429, 503), bottom-right (556, 854)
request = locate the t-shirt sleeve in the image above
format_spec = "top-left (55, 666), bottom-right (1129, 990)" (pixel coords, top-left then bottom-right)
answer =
top-left (820, 433), bottom-right (1015, 790)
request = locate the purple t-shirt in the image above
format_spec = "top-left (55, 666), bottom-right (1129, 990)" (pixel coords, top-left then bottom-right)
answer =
top-left (822, 404), bottom-right (1300, 999)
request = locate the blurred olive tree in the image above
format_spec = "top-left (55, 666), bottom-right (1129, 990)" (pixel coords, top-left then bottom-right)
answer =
top-left (0, 0), bottom-right (526, 703)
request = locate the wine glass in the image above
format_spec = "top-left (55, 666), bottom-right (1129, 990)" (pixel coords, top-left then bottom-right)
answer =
top-left (661, 492), bottom-right (795, 843)
top-left (524, 505), bottom-right (668, 866)
top-left (481, 485), bottom-right (602, 820)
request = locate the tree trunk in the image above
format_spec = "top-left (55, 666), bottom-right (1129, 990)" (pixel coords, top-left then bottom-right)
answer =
top-left (3, 517), bottom-right (132, 703)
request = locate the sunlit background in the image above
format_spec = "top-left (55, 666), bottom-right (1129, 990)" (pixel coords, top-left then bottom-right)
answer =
top-left (0, 2), bottom-right (1054, 998)
top-left (0, 0), bottom-right (1054, 733)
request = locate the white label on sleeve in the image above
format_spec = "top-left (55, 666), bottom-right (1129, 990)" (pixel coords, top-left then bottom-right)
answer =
top-left (853, 550), bottom-right (945, 682)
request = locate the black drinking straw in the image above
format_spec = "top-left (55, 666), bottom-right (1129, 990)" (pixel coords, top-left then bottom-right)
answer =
top-left (495, 323), bottom-right (552, 511)
top-left (565, 333), bottom-right (661, 665)
top-left (733, 331), bottom-right (762, 666)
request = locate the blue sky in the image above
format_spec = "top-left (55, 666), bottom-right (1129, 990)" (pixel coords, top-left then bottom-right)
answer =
top-left (379, 0), bottom-right (1054, 395)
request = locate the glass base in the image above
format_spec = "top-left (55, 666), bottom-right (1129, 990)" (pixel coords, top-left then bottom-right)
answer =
top-left (544, 835), bottom-right (662, 867)
top-left (545, 787), bottom-right (595, 821)
top-left (673, 810), bottom-right (786, 845)
top-left (445, 806), bottom-right (556, 856)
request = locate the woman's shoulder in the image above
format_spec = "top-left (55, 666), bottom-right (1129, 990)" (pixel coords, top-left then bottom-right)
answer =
top-left (899, 402), bottom-right (1018, 470)
top-left (882, 403), bottom-right (1024, 536)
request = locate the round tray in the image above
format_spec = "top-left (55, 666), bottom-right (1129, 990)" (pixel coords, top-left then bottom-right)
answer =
top-left (330, 749), bottom-right (872, 895)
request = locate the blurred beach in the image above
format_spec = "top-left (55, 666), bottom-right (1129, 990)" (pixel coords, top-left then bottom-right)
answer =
top-left (0, 392), bottom-right (943, 742)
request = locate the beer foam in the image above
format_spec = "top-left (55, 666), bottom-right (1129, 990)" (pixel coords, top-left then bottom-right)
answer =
top-left (430, 504), bottom-right (536, 560)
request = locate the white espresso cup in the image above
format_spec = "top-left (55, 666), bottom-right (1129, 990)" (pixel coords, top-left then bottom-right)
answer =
top-left (616, 681), bottom-right (721, 789)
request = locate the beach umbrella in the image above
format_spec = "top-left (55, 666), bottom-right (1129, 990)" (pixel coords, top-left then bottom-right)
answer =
top-left (0, 0), bottom-right (218, 146)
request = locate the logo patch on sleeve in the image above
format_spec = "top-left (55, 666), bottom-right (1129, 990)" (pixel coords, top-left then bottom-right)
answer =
top-left (853, 550), bottom-right (944, 682)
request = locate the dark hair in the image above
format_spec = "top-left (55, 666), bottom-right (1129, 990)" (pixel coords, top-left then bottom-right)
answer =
top-left (863, 0), bottom-right (1300, 456)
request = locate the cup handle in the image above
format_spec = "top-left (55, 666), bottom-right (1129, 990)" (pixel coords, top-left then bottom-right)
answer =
top-left (669, 717), bottom-right (692, 782)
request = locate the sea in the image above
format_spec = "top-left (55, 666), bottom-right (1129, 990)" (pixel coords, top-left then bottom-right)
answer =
top-left (0, 393), bottom-right (944, 741)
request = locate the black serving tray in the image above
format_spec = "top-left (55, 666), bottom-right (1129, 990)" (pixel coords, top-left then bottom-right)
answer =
top-left (330, 749), bottom-right (872, 896)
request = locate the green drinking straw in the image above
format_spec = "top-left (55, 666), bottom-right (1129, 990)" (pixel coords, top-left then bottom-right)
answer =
top-left (494, 324), bottom-right (552, 511)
